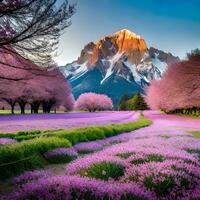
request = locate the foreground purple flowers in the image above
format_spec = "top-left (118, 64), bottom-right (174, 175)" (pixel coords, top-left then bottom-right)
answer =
top-left (13, 170), bottom-right (52, 186)
top-left (4, 111), bottom-right (200, 199)
top-left (9, 176), bottom-right (153, 200)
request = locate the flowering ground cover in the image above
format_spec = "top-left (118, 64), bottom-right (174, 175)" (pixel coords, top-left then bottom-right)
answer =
top-left (44, 147), bottom-right (78, 163)
top-left (0, 111), bottom-right (139, 132)
top-left (2, 111), bottom-right (200, 199)
top-left (0, 138), bottom-right (17, 146)
top-left (0, 112), bottom-right (150, 181)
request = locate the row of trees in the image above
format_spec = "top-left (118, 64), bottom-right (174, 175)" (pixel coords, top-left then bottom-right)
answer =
top-left (0, 0), bottom-right (76, 114)
top-left (145, 52), bottom-right (200, 116)
top-left (119, 93), bottom-right (148, 111)
top-left (0, 50), bottom-right (74, 114)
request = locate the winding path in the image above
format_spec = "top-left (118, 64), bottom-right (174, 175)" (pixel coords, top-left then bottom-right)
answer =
top-left (48, 111), bottom-right (200, 176)
top-left (72, 111), bottom-right (200, 148)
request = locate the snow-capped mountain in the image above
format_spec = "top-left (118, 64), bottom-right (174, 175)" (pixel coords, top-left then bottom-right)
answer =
top-left (60, 29), bottom-right (179, 106)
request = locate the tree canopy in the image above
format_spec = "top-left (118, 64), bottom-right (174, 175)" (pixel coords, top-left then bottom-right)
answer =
top-left (0, 0), bottom-right (75, 68)
top-left (75, 93), bottom-right (113, 112)
top-left (119, 93), bottom-right (148, 111)
top-left (145, 55), bottom-right (200, 115)
top-left (127, 93), bottom-right (148, 111)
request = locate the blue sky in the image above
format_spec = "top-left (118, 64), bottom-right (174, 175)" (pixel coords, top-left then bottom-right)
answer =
top-left (56, 0), bottom-right (200, 65)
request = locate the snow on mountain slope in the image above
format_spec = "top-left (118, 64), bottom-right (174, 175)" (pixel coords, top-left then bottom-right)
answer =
top-left (60, 29), bottom-right (179, 106)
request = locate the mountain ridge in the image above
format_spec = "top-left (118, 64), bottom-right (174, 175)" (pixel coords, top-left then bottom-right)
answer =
top-left (60, 29), bottom-right (180, 106)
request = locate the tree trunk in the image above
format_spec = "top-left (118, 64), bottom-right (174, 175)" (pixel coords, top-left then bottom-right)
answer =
top-left (31, 105), bottom-right (34, 114)
top-left (43, 100), bottom-right (56, 114)
top-left (34, 106), bottom-right (39, 114)
top-left (5, 99), bottom-right (16, 115)
top-left (18, 101), bottom-right (26, 114)
top-left (46, 104), bottom-right (52, 113)
top-left (42, 105), bottom-right (46, 113)
top-left (21, 106), bottom-right (25, 114)
top-left (11, 104), bottom-right (15, 114)
top-left (31, 101), bottom-right (40, 114)
top-left (42, 102), bottom-right (48, 113)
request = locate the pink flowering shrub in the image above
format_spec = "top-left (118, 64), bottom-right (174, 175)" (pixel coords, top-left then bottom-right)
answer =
top-left (75, 93), bottom-right (113, 112)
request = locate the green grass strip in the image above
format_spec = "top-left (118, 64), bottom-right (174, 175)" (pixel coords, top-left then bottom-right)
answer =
top-left (190, 131), bottom-right (200, 138)
top-left (44, 115), bottom-right (152, 145)
top-left (0, 137), bottom-right (71, 180)
top-left (0, 116), bottom-right (152, 144)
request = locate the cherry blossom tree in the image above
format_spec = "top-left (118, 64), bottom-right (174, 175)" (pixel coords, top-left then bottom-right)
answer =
top-left (75, 93), bottom-right (113, 112)
top-left (38, 69), bottom-right (75, 113)
top-left (0, 79), bottom-right (23, 114)
top-left (0, 47), bottom-right (74, 114)
top-left (16, 69), bottom-right (74, 114)
top-left (145, 55), bottom-right (200, 115)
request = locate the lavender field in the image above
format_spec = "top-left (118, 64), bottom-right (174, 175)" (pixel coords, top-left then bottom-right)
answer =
top-left (2, 111), bottom-right (200, 200)
top-left (0, 111), bottom-right (139, 132)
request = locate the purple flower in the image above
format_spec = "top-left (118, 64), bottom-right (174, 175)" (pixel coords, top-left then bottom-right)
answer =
top-left (0, 138), bottom-right (17, 145)
top-left (7, 176), bottom-right (154, 200)
top-left (74, 141), bottom-right (102, 153)
top-left (0, 111), bottom-right (139, 132)
top-left (13, 170), bottom-right (52, 186)
top-left (44, 147), bottom-right (78, 159)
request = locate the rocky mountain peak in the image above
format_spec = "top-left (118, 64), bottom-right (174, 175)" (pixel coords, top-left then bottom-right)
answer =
top-left (88, 29), bottom-right (147, 66)
top-left (112, 29), bottom-right (147, 52)
top-left (77, 42), bottom-right (95, 65)
top-left (148, 47), bottom-right (180, 64)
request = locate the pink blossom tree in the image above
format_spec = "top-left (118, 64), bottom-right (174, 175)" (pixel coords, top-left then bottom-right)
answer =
top-left (0, 50), bottom-right (74, 114)
top-left (75, 93), bottom-right (113, 112)
top-left (145, 55), bottom-right (200, 115)
top-left (38, 69), bottom-right (75, 113)
top-left (16, 69), bottom-right (74, 114)
top-left (0, 79), bottom-right (24, 114)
